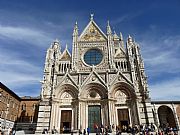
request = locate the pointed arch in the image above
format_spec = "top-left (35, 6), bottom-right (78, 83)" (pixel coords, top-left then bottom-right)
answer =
top-left (158, 105), bottom-right (176, 128)
top-left (109, 82), bottom-right (136, 99)
top-left (80, 83), bottom-right (108, 99)
top-left (55, 84), bottom-right (78, 99)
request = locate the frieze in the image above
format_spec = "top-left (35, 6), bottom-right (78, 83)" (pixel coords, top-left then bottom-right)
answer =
top-left (59, 105), bottom-right (73, 108)
top-left (115, 104), bottom-right (128, 107)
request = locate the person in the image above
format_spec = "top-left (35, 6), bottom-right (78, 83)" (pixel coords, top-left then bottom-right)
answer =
top-left (7, 128), bottom-right (12, 135)
top-left (112, 124), bottom-right (115, 132)
top-left (100, 124), bottom-right (104, 134)
top-left (79, 129), bottom-right (82, 135)
top-left (63, 126), bottom-right (66, 133)
top-left (83, 129), bottom-right (86, 135)
top-left (87, 127), bottom-right (90, 135)
top-left (94, 124), bottom-right (98, 135)
top-left (52, 126), bottom-right (58, 134)
top-left (12, 128), bottom-right (16, 135)
top-left (42, 128), bottom-right (48, 134)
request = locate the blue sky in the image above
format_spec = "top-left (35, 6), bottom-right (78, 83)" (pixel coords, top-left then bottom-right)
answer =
top-left (0, 0), bottom-right (180, 100)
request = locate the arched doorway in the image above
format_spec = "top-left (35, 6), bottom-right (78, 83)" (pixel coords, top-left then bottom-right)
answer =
top-left (80, 83), bottom-right (108, 132)
top-left (158, 106), bottom-right (176, 128)
top-left (176, 105), bottom-right (180, 127)
top-left (55, 84), bottom-right (78, 133)
top-left (110, 82), bottom-right (138, 129)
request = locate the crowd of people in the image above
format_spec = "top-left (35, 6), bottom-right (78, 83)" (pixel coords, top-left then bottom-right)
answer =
top-left (0, 123), bottom-right (178, 135)
top-left (79, 123), bottom-right (179, 135)
top-left (0, 127), bottom-right (16, 135)
top-left (115, 123), bottom-right (178, 135)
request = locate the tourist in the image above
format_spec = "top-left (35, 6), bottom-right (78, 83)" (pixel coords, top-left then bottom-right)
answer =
top-left (52, 126), bottom-right (58, 134)
top-left (83, 129), bottom-right (86, 135)
top-left (87, 127), bottom-right (90, 135)
top-left (12, 128), bottom-right (16, 135)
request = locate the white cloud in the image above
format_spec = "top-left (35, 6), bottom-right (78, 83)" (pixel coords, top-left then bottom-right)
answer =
top-left (139, 35), bottom-right (180, 75)
top-left (137, 32), bottom-right (180, 100)
top-left (149, 77), bottom-right (180, 100)
top-left (0, 48), bottom-right (42, 96)
top-left (111, 11), bottom-right (143, 25)
top-left (0, 25), bottom-right (53, 46)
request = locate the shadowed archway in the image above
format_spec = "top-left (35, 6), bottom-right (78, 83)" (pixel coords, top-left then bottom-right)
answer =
top-left (158, 105), bottom-right (176, 128)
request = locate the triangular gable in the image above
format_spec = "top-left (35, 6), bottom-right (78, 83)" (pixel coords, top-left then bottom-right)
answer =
top-left (81, 70), bottom-right (106, 88)
top-left (57, 73), bottom-right (78, 89)
top-left (60, 48), bottom-right (71, 61)
top-left (109, 71), bottom-right (133, 87)
top-left (79, 20), bottom-right (107, 42)
top-left (114, 48), bottom-right (126, 58)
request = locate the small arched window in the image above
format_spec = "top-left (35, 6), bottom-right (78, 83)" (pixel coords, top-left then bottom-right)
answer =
top-left (22, 104), bottom-right (26, 111)
top-left (33, 104), bottom-right (36, 110)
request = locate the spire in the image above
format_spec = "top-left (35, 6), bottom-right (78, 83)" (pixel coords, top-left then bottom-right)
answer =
top-left (73, 21), bottom-right (78, 36)
top-left (113, 31), bottom-right (119, 39)
top-left (90, 13), bottom-right (94, 21)
top-left (128, 34), bottom-right (133, 43)
top-left (52, 38), bottom-right (60, 50)
top-left (54, 38), bottom-right (59, 43)
top-left (107, 20), bottom-right (112, 35)
top-left (120, 32), bottom-right (123, 41)
top-left (65, 43), bottom-right (68, 50)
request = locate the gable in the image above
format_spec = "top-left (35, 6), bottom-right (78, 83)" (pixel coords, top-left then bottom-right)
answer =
top-left (109, 71), bottom-right (133, 87)
top-left (60, 49), bottom-right (71, 61)
top-left (79, 21), bottom-right (107, 42)
top-left (114, 48), bottom-right (126, 58)
top-left (57, 73), bottom-right (78, 89)
top-left (81, 71), bottom-right (106, 88)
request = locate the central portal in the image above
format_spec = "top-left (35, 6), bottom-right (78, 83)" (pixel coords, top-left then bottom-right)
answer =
top-left (88, 105), bottom-right (101, 133)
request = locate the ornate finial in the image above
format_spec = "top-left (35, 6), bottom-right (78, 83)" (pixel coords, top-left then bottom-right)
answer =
top-left (128, 34), bottom-right (133, 43)
top-left (74, 21), bottom-right (78, 29)
top-left (107, 20), bottom-right (110, 26)
top-left (120, 32), bottom-right (123, 40)
top-left (90, 14), bottom-right (94, 21)
top-left (107, 20), bottom-right (112, 35)
top-left (54, 38), bottom-right (59, 43)
top-left (73, 21), bottom-right (78, 36)
top-left (113, 30), bottom-right (119, 39)
top-left (92, 65), bottom-right (95, 71)
top-left (65, 44), bottom-right (68, 49)
top-left (128, 34), bottom-right (132, 39)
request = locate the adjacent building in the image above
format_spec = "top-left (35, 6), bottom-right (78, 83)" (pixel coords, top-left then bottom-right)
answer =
top-left (0, 82), bottom-right (39, 134)
top-left (14, 96), bottom-right (39, 133)
top-left (0, 82), bottom-right (21, 129)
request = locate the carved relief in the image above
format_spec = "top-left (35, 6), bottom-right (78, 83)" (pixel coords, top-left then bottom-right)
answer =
top-left (80, 23), bottom-right (106, 42)
top-left (115, 90), bottom-right (127, 104)
top-left (87, 90), bottom-right (101, 99)
top-left (61, 92), bottom-right (72, 99)
top-left (60, 91), bottom-right (73, 105)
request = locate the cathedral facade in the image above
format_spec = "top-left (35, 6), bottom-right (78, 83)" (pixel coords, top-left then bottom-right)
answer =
top-left (36, 15), bottom-right (155, 133)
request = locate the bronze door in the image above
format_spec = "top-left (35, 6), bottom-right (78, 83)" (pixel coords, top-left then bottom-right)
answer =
top-left (60, 110), bottom-right (72, 133)
top-left (117, 109), bottom-right (129, 130)
top-left (88, 105), bottom-right (101, 133)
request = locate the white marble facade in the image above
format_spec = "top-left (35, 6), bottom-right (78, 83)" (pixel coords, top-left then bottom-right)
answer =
top-left (36, 15), bottom-right (155, 133)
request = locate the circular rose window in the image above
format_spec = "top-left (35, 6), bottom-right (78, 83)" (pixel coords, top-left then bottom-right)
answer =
top-left (84, 49), bottom-right (103, 66)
